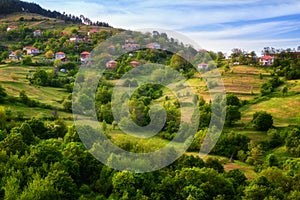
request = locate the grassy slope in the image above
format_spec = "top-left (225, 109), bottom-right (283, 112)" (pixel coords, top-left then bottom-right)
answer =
top-left (0, 13), bottom-right (72, 30)
top-left (0, 64), bottom-right (72, 119)
top-left (189, 65), bottom-right (272, 102)
top-left (0, 64), bottom-right (69, 108)
top-left (0, 12), bottom-right (113, 33)
top-left (241, 94), bottom-right (300, 127)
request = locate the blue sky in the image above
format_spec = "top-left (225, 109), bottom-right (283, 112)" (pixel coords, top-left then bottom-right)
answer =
top-left (24, 0), bottom-right (300, 55)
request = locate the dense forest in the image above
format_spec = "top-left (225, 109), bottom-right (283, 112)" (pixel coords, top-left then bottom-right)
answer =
top-left (0, 0), bottom-right (111, 27)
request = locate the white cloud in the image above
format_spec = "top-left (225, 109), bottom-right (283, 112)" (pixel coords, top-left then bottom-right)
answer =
top-left (23, 0), bottom-right (300, 54)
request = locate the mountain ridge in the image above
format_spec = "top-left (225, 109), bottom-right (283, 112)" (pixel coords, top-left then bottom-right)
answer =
top-left (0, 0), bottom-right (111, 27)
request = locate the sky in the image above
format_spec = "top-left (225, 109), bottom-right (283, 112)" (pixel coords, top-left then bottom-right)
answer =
top-left (23, 0), bottom-right (300, 56)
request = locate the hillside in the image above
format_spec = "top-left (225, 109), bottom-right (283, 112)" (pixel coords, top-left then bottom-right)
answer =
top-left (0, 0), bottom-right (111, 26)
top-left (0, 1), bottom-right (299, 199)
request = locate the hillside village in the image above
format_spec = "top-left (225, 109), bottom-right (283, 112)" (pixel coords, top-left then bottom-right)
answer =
top-left (0, 1), bottom-right (299, 200)
top-left (3, 23), bottom-right (300, 72)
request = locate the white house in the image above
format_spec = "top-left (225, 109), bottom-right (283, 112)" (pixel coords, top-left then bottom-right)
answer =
top-left (146, 42), bottom-right (161, 49)
top-left (122, 43), bottom-right (140, 51)
top-left (260, 55), bottom-right (274, 66)
top-left (106, 60), bottom-right (117, 69)
top-left (70, 36), bottom-right (79, 42)
top-left (80, 51), bottom-right (90, 62)
top-left (7, 25), bottom-right (17, 32)
top-left (198, 62), bottom-right (209, 71)
top-left (55, 52), bottom-right (66, 60)
top-left (23, 46), bottom-right (40, 56)
top-left (130, 61), bottom-right (139, 68)
top-left (33, 30), bottom-right (42, 37)
top-left (9, 52), bottom-right (22, 60)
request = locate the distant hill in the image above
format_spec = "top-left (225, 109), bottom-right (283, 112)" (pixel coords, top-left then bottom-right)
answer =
top-left (0, 0), bottom-right (111, 27)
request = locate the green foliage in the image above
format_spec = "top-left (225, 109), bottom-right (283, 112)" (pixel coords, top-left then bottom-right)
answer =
top-left (26, 118), bottom-right (48, 139)
top-left (1, 51), bottom-right (9, 61)
top-left (282, 86), bottom-right (288, 96)
top-left (0, 85), bottom-right (7, 103)
top-left (285, 128), bottom-right (300, 156)
top-left (205, 158), bottom-right (224, 173)
top-left (62, 99), bottom-right (72, 112)
top-left (0, 106), bottom-right (7, 130)
top-left (11, 122), bottom-right (35, 145)
top-left (3, 175), bottom-right (21, 200)
top-left (225, 105), bottom-right (241, 126)
top-left (64, 125), bottom-right (80, 143)
top-left (101, 120), bottom-right (107, 133)
top-left (273, 54), bottom-right (300, 80)
top-left (252, 111), bottom-right (273, 131)
top-left (265, 154), bottom-right (279, 167)
top-left (267, 129), bottom-right (284, 148)
top-left (211, 131), bottom-right (250, 158)
top-left (29, 69), bottom-right (71, 88)
top-left (21, 56), bottom-right (33, 65)
top-left (226, 94), bottom-right (241, 107)
top-left (260, 76), bottom-right (283, 96)
top-left (0, 132), bottom-right (26, 155)
top-left (225, 169), bottom-right (247, 187)
top-left (47, 119), bottom-right (68, 138)
top-left (260, 82), bottom-right (273, 96)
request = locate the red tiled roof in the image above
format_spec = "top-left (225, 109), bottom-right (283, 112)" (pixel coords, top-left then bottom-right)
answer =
top-left (199, 62), bottom-right (208, 66)
top-left (262, 56), bottom-right (273, 60)
top-left (24, 46), bottom-right (37, 50)
top-left (81, 51), bottom-right (90, 55)
top-left (56, 52), bottom-right (65, 55)
top-left (89, 29), bottom-right (98, 33)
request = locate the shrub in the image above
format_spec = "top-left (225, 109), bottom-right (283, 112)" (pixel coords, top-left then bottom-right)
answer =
top-left (252, 111), bottom-right (273, 131)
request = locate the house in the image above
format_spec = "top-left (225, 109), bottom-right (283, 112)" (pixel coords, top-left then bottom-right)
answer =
top-left (80, 51), bottom-right (90, 62)
top-left (261, 55), bottom-right (274, 66)
top-left (70, 36), bottom-right (80, 42)
top-left (125, 38), bottom-right (135, 44)
top-left (9, 52), bottom-right (22, 60)
top-left (7, 25), bottom-right (17, 32)
top-left (122, 43), bottom-right (140, 51)
top-left (55, 52), bottom-right (66, 60)
top-left (108, 45), bottom-right (116, 52)
top-left (197, 62), bottom-right (208, 71)
top-left (33, 30), bottom-right (42, 37)
top-left (146, 42), bottom-right (161, 50)
top-left (130, 61), bottom-right (139, 68)
top-left (106, 60), bottom-right (117, 69)
top-left (23, 46), bottom-right (40, 56)
top-left (88, 29), bottom-right (98, 36)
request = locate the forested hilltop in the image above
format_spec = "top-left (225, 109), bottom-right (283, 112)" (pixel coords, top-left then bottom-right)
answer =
top-left (0, 1), bottom-right (299, 200)
top-left (0, 0), bottom-right (111, 27)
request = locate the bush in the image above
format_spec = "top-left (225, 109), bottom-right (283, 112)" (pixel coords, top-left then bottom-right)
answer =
top-left (252, 111), bottom-right (273, 131)
top-left (21, 56), bottom-right (33, 65)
